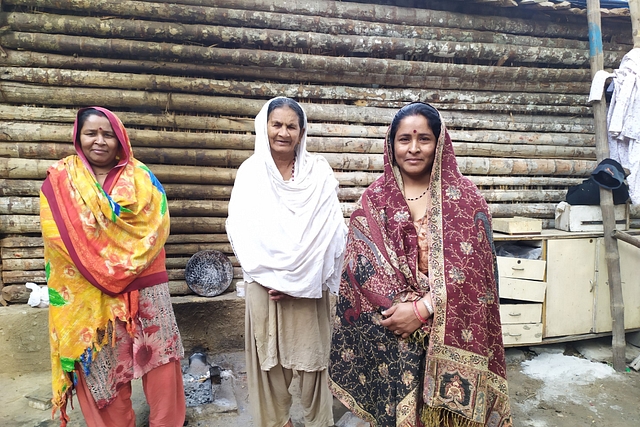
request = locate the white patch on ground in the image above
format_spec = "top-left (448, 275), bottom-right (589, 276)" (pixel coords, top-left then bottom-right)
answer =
top-left (520, 353), bottom-right (617, 410)
top-left (519, 420), bottom-right (549, 427)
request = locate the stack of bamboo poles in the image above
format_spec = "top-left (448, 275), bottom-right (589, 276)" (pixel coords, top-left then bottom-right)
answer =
top-left (0, 0), bottom-right (636, 304)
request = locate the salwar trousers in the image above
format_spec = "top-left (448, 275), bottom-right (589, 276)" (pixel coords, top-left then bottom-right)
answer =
top-left (75, 359), bottom-right (186, 427)
top-left (245, 281), bottom-right (334, 427)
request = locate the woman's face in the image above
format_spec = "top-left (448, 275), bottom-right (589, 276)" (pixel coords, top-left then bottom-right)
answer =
top-left (267, 106), bottom-right (303, 158)
top-left (79, 114), bottom-right (120, 170)
top-left (393, 114), bottom-right (437, 180)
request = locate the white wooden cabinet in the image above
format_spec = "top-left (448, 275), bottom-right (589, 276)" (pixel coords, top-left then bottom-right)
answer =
top-left (495, 230), bottom-right (640, 346)
top-left (496, 247), bottom-right (546, 345)
top-left (594, 238), bottom-right (640, 332)
top-left (544, 238), bottom-right (597, 337)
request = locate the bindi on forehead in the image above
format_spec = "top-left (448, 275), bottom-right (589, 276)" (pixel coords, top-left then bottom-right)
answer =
top-left (413, 129), bottom-right (417, 133)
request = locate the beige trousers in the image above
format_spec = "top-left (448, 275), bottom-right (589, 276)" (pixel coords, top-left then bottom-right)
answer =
top-left (245, 281), bottom-right (334, 427)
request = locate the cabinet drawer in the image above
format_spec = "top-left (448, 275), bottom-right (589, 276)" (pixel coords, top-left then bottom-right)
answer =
top-left (502, 323), bottom-right (543, 346)
top-left (499, 278), bottom-right (546, 302)
top-left (497, 256), bottom-right (546, 281)
top-left (500, 303), bottom-right (542, 324)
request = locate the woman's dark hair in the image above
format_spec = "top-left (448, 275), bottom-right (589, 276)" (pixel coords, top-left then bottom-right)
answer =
top-left (267, 97), bottom-right (305, 130)
top-left (76, 108), bottom-right (108, 135)
top-left (388, 103), bottom-right (442, 154)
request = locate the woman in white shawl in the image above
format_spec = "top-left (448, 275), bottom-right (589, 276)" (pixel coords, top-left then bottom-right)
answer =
top-left (226, 97), bottom-right (347, 427)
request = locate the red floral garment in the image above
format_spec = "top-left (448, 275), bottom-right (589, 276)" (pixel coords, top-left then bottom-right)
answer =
top-left (82, 282), bottom-right (183, 408)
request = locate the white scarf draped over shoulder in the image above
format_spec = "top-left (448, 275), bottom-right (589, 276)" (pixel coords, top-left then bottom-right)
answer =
top-left (226, 98), bottom-right (347, 298)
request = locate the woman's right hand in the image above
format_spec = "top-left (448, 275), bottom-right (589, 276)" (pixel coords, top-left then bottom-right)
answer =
top-left (379, 302), bottom-right (423, 339)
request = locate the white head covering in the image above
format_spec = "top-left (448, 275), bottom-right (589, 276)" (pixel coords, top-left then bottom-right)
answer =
top-left (226, 97), bottom-right (347, 298)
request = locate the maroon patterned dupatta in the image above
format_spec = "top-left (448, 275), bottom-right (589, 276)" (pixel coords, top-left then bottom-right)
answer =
top-left (329, 104), bottom-right (511, 427)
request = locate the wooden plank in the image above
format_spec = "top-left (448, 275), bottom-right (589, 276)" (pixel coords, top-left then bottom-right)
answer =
top-left (493, 217), bottom-right (543, 235)
top-left (1, 247), bottom-right (44, 259)
top-left (2, 269), bottom-right (46, 284)
top-left (1, 13), bottom-right (624, 66)
top-left (0, 236), bottom-right (43, 247)
top-left (0, 49), bottom-right (593, 93)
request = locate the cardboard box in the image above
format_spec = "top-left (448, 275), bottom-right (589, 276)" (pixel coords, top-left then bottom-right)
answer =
top-left (493, 216), bottom-right (543, 235)
top-left (555, 201), bottom-right (629, 232)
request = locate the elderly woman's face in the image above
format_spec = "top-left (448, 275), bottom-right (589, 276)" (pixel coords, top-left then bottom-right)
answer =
top-left (393, 114), bottom-right (437, 180)
top-left (267, 106), bottom-right (303, 158)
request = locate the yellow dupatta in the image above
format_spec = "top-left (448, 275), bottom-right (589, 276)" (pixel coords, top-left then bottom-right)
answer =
top-left (40, 107), bottom-right (170, 424)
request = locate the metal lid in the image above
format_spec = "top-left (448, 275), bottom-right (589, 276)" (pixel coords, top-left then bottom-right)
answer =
top-left (184, 250), bottom-right (233, 297)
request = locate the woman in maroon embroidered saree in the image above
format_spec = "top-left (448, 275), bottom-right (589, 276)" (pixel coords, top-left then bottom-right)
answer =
top-left (329, 103), bottom-right (512, 427)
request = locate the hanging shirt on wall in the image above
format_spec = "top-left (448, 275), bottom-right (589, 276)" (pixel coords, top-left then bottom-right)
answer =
top-left (608, 48), bottom-right (640, 205)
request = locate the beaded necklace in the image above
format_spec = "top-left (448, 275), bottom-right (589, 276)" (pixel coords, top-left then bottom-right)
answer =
top-left (290, 151), bottom-right (297, 181)
top-left (405, 187), bottom-right (429, 201)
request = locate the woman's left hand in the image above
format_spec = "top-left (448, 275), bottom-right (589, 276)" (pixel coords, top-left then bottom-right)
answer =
top-left (380, 302), bottom-right (423, 339)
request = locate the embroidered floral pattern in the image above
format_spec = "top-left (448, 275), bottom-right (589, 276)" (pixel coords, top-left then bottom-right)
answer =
top-left (460, 241), bottom-right (473, 255)
top-left (461, 329), bottom-right (474, 343)
top-left (342, 349), bottom-right (356, 362)
top-left (445, 185), bottom-right (462, 200)
top-left (448, 267), bottom-right (466, 285)
top-left (402, 370), bottom-right (415, 387)
top-left (394, 211), bottom-right (410, 223)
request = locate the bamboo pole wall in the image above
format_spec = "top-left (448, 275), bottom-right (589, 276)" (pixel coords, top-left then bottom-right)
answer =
top-left (0, 0), bottom-right (635, 303)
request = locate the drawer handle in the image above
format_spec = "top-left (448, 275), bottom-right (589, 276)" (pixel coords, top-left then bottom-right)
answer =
top-left (508, 312), bottom-right (522, 317)
top-left (506, 333), bottom-right (522, 337)
top-left (511, 266), bottom-right (525, 271)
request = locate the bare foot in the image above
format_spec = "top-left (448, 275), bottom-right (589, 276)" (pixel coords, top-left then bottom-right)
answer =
top-left (282, 419), bottom-right (294, 427)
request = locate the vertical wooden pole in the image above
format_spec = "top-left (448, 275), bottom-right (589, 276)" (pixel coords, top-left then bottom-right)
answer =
top-left (586, 0), bottom-right (626, 372)
top-left (0, 274), bottom-right (6, 306)
top-left (629, 0), bottom-right (640, 48)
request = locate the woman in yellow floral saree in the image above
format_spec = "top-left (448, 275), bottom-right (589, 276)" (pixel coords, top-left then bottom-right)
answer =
top-left (40, 107), bottom-right (185, 427)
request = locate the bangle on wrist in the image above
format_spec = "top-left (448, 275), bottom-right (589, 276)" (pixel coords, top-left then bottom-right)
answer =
top-left (412, 300), bottom-right (428, 323)
top-left (422, 298), bottom-right (434, 316)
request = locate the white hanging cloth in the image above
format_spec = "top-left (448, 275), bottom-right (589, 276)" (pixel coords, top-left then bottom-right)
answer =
top-left (608, 48), bottom-right (640, 205)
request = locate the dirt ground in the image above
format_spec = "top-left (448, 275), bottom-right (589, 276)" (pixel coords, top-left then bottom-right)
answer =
top-left (507, 364), bottom-right (640, 427)
top-left (507, 347), bottom-right (640, 427)
top-left (2, 341), bottom-right (640, 427)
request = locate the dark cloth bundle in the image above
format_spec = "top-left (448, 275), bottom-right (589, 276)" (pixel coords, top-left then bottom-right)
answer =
top-left (566, 158), bottom-right (629, 205)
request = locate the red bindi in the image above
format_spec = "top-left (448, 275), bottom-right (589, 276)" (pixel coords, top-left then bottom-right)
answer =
top-left (413, 129), bottom-right (417, 133)
top-left (98, 127), bottom-right (103, 130)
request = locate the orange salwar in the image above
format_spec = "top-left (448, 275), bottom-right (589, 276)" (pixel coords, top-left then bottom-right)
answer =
top-left (75, 359), bottom-right (186, 427)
